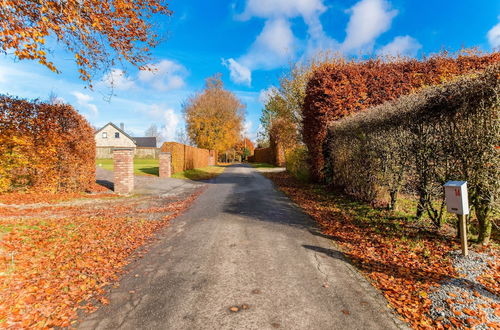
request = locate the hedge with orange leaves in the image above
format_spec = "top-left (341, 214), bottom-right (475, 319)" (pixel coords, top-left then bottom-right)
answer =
top-left (0, 95), bottom-right (95, 193)
top-left (160, 142), bottom-right (211, 174)
top-left (303, 52), bottom-right (500, 182)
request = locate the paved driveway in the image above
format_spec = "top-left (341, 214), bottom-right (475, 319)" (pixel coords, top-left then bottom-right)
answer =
top-left (80, 165), bottom-right (406, 330)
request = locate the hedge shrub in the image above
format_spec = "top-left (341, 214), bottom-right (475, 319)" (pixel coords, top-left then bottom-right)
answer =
top-left (285, 146), bottom-right (310, 181)
top-left (252, 147), bottom-right (274, 165)
top-left (325, 65), bottom-right (499, 244)
top-left (160, 142), bottom-right (211, 174)
top-left (0, 95), bottom-right (96, 193)
top-left (304, 52), bottom-right (500, 182)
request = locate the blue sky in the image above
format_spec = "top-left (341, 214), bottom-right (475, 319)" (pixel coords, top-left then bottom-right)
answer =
top-left (1, 0), bottom-right (499, 142)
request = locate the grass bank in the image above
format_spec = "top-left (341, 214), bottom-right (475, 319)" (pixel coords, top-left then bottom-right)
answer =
top-left (96, 158), bottom-right (159, 176)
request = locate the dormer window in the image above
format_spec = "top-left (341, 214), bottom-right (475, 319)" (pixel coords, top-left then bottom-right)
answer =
top-left (115, 132), bottom-right (120, 138)
top-left (102, 132), bottom-right (107, 138)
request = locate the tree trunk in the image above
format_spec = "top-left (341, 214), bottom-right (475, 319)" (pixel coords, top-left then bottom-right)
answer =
top-left (476, 204), bottom-right (491, 245)
top-left (389, 190), bottom-right (398, 210)
top-left (416, 190), bottom-right (426, 219)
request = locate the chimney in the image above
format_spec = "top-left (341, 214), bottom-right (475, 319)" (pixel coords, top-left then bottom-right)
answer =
top-left (120, 122), bottom-right (124, 131)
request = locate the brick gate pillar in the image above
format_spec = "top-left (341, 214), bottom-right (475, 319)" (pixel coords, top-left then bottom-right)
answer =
top-left (159, 152), bottom-right (172, 178)
top-left (113, 148), bottom-right (134, 194)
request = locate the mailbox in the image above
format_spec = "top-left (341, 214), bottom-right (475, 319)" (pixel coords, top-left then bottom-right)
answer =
top-left (443, 181), bottom-right (469, 215)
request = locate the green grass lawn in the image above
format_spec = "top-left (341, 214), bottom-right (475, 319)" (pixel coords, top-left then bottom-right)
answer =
top-left (96, 158), bottom-right (159, 176)
top-left (96, 159), bottom-right (225, 180)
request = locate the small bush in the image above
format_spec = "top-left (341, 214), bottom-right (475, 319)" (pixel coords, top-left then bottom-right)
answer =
top-left (286, 146), bottom-right (310, 181)
top-left (0, 95), bottom-right (95, 193)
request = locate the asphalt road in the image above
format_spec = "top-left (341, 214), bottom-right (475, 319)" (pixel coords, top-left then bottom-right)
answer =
top-left (79, 164), bottom-right (406, 330)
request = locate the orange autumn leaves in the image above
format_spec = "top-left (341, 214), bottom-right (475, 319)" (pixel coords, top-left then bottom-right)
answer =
top-left (0, 1), bottom-right (171, 84)
top-left (265, 171), bottom-right (466, 328)
top-left (184, 75), bottom-right (245, 153)
top-left (0, 96), bottom-right (95, 193)
top-left (303, 52), bottom-right (500, 182)
top-left (0, 188), bottom-right (204, 328)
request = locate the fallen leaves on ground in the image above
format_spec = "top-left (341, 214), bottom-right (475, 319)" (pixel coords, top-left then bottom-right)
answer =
top-left (0, 183), bottom-right (113, 205)
top-left (266, 172), bottom-right (499, 329)
top-left (0, 187), bottom-right (205, 328)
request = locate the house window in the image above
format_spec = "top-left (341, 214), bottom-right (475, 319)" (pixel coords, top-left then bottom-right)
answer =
top-left (115, 132), bottom-right (120, 138)
top-left (102, 132), bottom-right (107, 139)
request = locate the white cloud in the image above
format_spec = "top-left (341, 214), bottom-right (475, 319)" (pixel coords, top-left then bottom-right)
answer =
top-left (138, 60), bottom-right (187, 91)
top-left (341, 0), bottom-right (398, 53)
top-left (487, 17), bottom-right (500, 49)
top-left (102, 68), bottom-right (136, 90)
top-left (161, 108), bottom-right (180, 142)
top-left (377, 35), bottom-right (422, 57)
top-left (240, 18), bottom-right (297, 70)
top-left (242, 120), bottom-right (256, 140)
top-left (259, 86), bottom-right (277, 104)
top-left (228, 0), bottom-right (335, 81)
top-left (138, 104), bottom-right (180, 142)
top-left (71, 91), bottom-right (98, 115)
top-left (237, 0), bottom-right (326, 21)
top-left (222, 58), bottom-right (252, 86)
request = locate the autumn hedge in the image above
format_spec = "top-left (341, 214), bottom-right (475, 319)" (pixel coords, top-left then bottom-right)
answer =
top-left (324, 64), bottom-right (499, 244)
top-left (303, 52), bottom-right (500, 182)
top-left (160, 142), bottom-right (211, 174)
top-left (0, 95), bottom-right (95, 193)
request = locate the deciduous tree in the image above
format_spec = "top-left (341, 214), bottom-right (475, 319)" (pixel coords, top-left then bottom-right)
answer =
top-left (183, 74), bottom-right (245, 153)
top-left (0, 0), bottom-right (171, 85)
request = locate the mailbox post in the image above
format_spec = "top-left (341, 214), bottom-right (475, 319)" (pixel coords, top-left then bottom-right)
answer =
top-left (443, 181), bottom-right (469, 256)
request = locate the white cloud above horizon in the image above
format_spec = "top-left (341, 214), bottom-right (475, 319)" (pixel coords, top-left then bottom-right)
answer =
top-left (377, 35), bottom-right (422, 57)
top-left (242, 120), bottom-right (254, 140)
top-left (71, 91), bottom-right (99, 116)
top-left (258, 86), bottom-right (277, 104)
top-left (102, 68), bottom-right (136, 91)
top-left (240, 18), bottom-right (297, 71)
top-left (487, 17), bottom-right (500, 49)
top-left (236, 0), bottom-right (326, 21)
top-left (228, 0), bottom-right (406, 85)
top-left (341, 0), bottom-right (398, 53)
top-left (161, 108), bottom-right (180, 142)
top-left (138, 60), bottom-right (188, 91)
top-left (222, 58), bottom-right (252, 86)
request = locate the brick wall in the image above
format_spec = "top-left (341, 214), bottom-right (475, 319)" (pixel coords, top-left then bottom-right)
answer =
top-left (113, 148), bottom-right (134, 194)
top-left (159, 152), bottom-right (172, 178)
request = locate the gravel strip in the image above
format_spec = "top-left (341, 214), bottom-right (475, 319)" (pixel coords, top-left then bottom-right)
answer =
top-left (429, 250), bottom-right (499, 329)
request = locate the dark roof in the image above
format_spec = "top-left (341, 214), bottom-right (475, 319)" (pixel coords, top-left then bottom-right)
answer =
top-left (133, 137), bottom-right (157, 148)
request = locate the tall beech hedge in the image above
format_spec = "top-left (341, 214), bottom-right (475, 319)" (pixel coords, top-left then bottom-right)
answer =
top-left (325, 65), bottom-right (499, 244)
top-left (303, 52), bottom-right (500, 182)
top-left (160, 142), bottom-right (210, 174)
top-left (0, 96), bottom-right (95, 193)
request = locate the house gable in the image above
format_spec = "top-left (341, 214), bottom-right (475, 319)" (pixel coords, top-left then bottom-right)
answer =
top-left (95, 122), bottom-right (136, 148)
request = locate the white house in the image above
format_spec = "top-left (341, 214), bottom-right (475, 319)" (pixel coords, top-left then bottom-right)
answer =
top-left (95, 122), bottom-right (157, 148)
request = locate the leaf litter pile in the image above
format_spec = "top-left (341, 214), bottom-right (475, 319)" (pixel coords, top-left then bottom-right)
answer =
top-left (266, 172), bottom-right (499, 329)
top-left (0, 186), bottom-right (205, 328)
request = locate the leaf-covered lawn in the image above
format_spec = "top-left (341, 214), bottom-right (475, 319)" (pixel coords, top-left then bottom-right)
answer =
top-left (0, 188), bottom-right (205, 328)
top-left (96, 158), bottom-right (159, 176)
top-left (265, 171), bottom-right (499, 329)
top-left (172, 165), bottom-right (226, 181)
